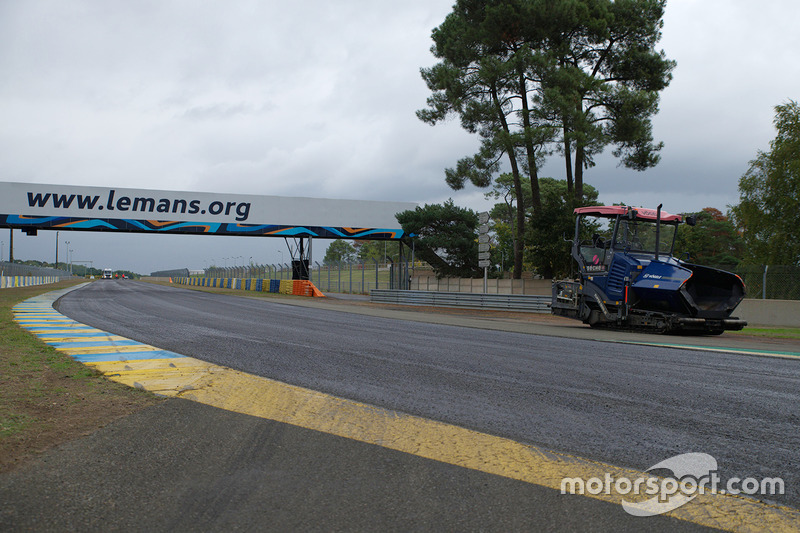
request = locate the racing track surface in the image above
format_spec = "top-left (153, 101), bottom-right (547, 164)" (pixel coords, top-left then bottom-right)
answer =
top-left (55, 281), bottom-right (800, 508)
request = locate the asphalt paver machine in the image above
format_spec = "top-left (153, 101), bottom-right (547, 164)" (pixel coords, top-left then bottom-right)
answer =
top-left (551, 205), bottom-right (747, 334)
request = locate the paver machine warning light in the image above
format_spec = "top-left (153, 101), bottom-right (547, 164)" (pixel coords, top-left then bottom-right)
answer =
top-left (551, 205), bottom-right (747, 334)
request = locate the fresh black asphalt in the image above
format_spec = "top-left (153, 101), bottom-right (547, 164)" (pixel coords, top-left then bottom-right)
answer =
top-left (0, 398), bottom-right (711, 532)
top-left (54, 281), bottom-right (800, 507)
top-left (2, 280), bottom-right (797, 530)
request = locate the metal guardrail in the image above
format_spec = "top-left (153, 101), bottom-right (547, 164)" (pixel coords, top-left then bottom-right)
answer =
top-left (370, 289), bottom-right (550, 313)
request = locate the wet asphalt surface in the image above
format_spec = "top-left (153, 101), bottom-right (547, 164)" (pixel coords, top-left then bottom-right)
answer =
top-left (0, 398), bottom-right (712, 532)
top-left (51, 281), bottom-right (800, 507)
top-left (1, 280), bottom-right (797, 531)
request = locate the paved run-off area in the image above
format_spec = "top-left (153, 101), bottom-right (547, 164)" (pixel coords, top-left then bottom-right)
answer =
top-left (2, 281), bottom-right (800, 531)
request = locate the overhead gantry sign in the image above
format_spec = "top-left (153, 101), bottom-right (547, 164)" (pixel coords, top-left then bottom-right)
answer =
top-left (0, 182), bottom-right (416, 241)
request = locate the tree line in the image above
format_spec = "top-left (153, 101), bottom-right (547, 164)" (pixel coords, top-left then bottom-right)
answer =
top-left (416, 0), bottom-right (675, 278)
top-left (390, 99), bottom-right (798, 278)
top-left (326, 0), bottom-right (798, 278)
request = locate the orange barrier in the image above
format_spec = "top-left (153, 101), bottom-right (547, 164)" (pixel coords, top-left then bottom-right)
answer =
top-left (291, 280), bottom-right (325, 297)
top-left (303, 280), bottom-right (326, 297)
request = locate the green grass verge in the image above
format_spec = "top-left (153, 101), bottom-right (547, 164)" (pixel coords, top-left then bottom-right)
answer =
top-left (1, 281), bottom-right (91, 438)
top-left (729, 327), bottom-right (800, 340)
top-left (0, 281), bottom-right (159, 470)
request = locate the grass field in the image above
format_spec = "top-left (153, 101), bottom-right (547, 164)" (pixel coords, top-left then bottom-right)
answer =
top-left (0, 281), bottom-right (159, 473)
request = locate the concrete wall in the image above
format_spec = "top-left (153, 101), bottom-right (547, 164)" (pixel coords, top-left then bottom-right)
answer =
top-left (736, 299), bottom-right (800, 328)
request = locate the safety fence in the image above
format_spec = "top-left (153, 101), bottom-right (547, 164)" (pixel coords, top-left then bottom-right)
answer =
top-left (711, 265), bottom-right (800, 300)
top-left (173, 277), bottom-right (324, 298)
top-left (205, 261), bottom-right (412, 294)
top-left (185, 263), bottom-right (800, 299)
top-left (406, 265), bottom-right (800, 300)
top-left (314, 262), bottom-right (411, 294)
top-left (410, 275), bottom-right (551, 295)
top-left (0, 261), bottom-right (75, 289)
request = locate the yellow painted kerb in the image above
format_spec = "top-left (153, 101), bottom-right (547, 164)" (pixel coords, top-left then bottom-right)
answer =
top-left (85, 356), bottom-right (800, 532)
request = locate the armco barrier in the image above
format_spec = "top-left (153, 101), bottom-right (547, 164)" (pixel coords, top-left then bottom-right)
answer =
top-left (370, 289), bottom-right (550, 312)
top-left (173, 277), bottom-right (325, 298)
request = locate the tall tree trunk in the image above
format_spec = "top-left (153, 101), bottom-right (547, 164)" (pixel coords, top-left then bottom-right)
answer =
top-left (563, 126), bottom-right (573, 194)
top-left (529, 164), bottom-right (540, 217)
top-left (519, 72), bottom-right (541, 218)
top-left (491, 85), bottom-right (525, 279)
top-left (574, 143), bottom-right (584, 203)
top-left (574, 94), bottom-right (588, 201)
top-left (509, 168), bottom-right (525, 280)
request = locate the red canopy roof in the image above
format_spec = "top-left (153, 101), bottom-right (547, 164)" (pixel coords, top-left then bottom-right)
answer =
top-left (574, 206), bottom-right (683, 223)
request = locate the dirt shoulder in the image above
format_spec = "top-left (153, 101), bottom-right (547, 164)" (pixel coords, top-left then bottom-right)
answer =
top-left (0, 281), bottom-right (161, 474)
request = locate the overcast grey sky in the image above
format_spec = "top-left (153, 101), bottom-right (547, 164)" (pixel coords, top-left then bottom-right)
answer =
top-left (1, 0), bottom-right (798, 274)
